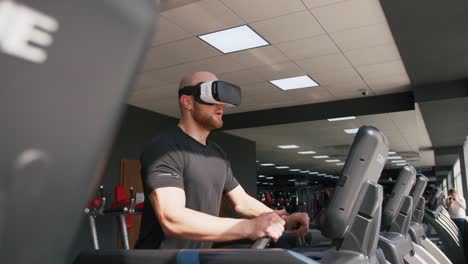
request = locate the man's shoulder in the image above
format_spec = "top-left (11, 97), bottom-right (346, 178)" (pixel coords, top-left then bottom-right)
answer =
top-left (141, 127), bottom-right (185, 155)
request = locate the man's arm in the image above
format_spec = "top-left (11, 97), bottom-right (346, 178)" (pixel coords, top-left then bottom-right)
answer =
top-left (224, 185), bottom-right (273, 218)
top-left (455, 197), bottom-right (466, 210)
top-left (150, 187), bottom-right (285, 242)
top-left (225, 185), bottom-right (310, 236)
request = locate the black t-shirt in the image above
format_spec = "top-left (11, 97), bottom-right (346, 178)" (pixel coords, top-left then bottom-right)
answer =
top-left (135, 127), bottom-right (239, 249)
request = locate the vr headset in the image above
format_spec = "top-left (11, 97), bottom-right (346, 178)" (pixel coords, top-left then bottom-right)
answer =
top-left (178, 80), bottom-right (241, 107)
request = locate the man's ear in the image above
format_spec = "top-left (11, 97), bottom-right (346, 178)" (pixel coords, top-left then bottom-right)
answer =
top-left (180, 95), bottom-right (193, 111)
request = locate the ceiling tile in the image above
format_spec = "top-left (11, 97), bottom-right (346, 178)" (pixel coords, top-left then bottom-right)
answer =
top-left (286, 86), bottom-right (336, 102)
top-left (162, 0), bottom-right (244, 35)
top-left (329, 23), bottom-right (394, 51)
top-left (227, 45), bottom-right (291, 69)
top-left (253, 61), bottom-right (306, 81)
top-left (218, 61), bottom-right (305, 86)
top-left (310, 67), bottom-right (363, 86)
top-left (276, 34), bottom-right (339, 61)
top-left (357, 60), bottom-right (408, 82)
top-left (145, 46), bottom-right (289, 85)
top-left (344, 43), bottom-right (401, 67)
top-left (143, 37), bottom-right (220, 71)
top-left (365, 73), bottom-right (411, 94)
top-left (153, 16), bottom-right (192, 46)
top-left (310, 0), bottom-right (386, 33)
top-left (327, 85), bottom-right (375, 100)
top-left (195, 45), bottom-right (291, 74)
top-left (250, 11), bottom-right (324, 44)
top-left (296, 53), bottom-right (352, 74)
top-left (326, 77), bottom-right (368, 92)
top-left (220, 0), bottom-right (306, 23)
top-left (217, 69), bottom-right (265, 85)
top-left (302, 0), bottom-right (347, 9)
top-left (241, 81), bottom-right (285, 98)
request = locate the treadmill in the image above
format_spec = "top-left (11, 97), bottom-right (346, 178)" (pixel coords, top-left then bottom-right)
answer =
top-left (408, 177), bottom-right (452, 264)
top-left (294, 126), bottom-right (390, 264)
top-left (377, 165), bottom-right (437, 264)
top-left (424, 190), bottom-right (465, 264)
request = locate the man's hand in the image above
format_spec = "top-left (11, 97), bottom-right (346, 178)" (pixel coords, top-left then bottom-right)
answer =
top-left (284, 212), bottom-right (309, 236)
top-left (247, 210), bottom-right (286, 242)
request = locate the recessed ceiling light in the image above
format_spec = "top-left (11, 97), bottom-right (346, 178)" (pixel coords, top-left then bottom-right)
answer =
top-left (313, 155), bottom-right (329, 159)
top-left (298, 150), bottom-right (316, 154)
top-left (260, 163), bottom-right (275, 166)
top-left (309, 172), bottom-right (319, 174)
top-left (289, 169), bottom-right (301, 172)
top-left (276, 166), bottom-right (289, 169)
top-left (344, 128), bottom-right (359, 134)
top-left (258, 175), bottom-right (265, 178)
top-left (300, 170), bottom-right (309, 173)
top-left (266, 176), bottom-right (274, 180)
top-left (389, 151), bottom-right (396, 155)
top-left (278, 145), bottom-right (300, 149)
top-left (387, 156), bottom-right (403, 160)
top-left (270, 75), bottom-right (319, 90)
top-left (327, 116), bottom-right (356, 122)
top-left (325, 159), bottom-right (340, 163)
top-left (288, 179), bottom-right (296, 182)
top-left (336, 162), bottom-right (345, 165)
top-left (318, 173), bottom-right (326, 176)
top-left (391, 160), bottom-right (406, 163)
top-left (198, 25), bottom-right (269, 53)
top-left (396, 163), bottom-right (407, 166)
top-left (262, 182), bottom-right (268, 185)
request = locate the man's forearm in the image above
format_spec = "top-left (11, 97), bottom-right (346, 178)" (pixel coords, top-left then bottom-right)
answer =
top-left (234, 195), bottom-right (273, 218)
top-left (455, 198), bottom-right (466, 209)
top-left (161, 207), bottom-right (253, 242)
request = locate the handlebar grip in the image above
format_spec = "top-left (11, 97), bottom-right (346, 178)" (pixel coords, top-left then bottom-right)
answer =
top-left (251, 237), bottom-right (271, 249)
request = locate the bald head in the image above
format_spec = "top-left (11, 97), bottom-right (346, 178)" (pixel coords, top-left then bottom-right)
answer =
top-left (179, 71), bottom-right (218, 89)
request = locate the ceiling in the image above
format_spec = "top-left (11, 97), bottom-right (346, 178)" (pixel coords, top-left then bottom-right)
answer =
top-left (130, 0), bottom-right (411, 116)
top-left (128, 0), bottom-right (468, 182)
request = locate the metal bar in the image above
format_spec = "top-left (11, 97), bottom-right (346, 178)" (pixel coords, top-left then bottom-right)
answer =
top-left (118, 214), bottom-right (130, 250)
top-left (88, 215), bottom-right (99, 250)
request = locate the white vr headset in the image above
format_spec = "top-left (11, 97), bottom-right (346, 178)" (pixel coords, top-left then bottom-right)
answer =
top-left (178, 80), bottom-right (241, 107)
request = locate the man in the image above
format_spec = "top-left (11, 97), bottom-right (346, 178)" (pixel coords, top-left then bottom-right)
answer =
top-left (135, 71), bottom-right (309, 249)
top-left (445, 188), bottom-right (466, 236)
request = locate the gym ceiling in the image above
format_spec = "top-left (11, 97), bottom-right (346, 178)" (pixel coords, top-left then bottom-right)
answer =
top-left (129, 0), bottom-right (468, 183)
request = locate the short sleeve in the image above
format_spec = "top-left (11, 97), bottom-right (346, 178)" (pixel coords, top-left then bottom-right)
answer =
top-left (460, 197), bottom-right (466, 208)
top-left (140, 139), bottom-right (185, 193)
top-left (223, 162), bottom-right (239, 193)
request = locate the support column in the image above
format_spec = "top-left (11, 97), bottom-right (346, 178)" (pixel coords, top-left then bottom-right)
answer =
top-left (459, 140), bottom-right (468, 214)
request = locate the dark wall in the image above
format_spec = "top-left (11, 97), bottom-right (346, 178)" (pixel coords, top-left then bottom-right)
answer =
top-left (68, 105), bottom-right (256, 261)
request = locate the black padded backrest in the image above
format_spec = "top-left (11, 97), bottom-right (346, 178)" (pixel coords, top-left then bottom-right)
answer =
top-left (382, 165), bottom-right (416, 227)
top-left (410, 176), bottom-right (428, 213)
top-left (322, 126), bottom-right (389, 239)
top-left (0, 1), bottom-right (155, 263)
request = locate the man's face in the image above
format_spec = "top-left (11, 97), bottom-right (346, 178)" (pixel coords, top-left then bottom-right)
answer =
top-left (192, 99), bottom-right (225, 130)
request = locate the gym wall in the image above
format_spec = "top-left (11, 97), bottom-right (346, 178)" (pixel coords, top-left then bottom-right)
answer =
top-left (67, 104), bottom-right (257, 261)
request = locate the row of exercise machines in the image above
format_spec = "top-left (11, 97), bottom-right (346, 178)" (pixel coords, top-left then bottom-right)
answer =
top-left (74, 126), bottom-right (466, 264)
